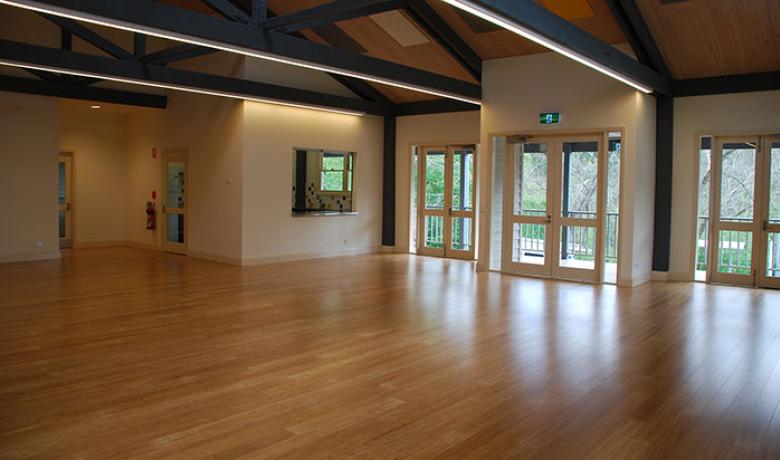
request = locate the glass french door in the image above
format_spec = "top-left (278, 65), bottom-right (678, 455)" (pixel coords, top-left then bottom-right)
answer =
top-left (758, 137), bottom-right (780, 288)
top-left (58, 154), bottom-right (73, 249)
top-left (502, 135), bottom-right (604, 282)
top-left (709, 136), bottom-right (780, 288)
top-left (417, 145), bottom-right (476, 259)
top-left (162, 152), bottom-right (188, 254)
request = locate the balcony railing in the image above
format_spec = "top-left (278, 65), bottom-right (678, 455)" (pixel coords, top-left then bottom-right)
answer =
top-left (697, 216), bottom-right (755, 275)
top-left (514, 210), bottom-right (619, 263)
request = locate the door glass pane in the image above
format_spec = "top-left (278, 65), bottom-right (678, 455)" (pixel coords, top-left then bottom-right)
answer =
top-left (58, 161), bottom-right (66, 205)
top-left (717, 230), bottom-right (752, 274)
top-left (767, 233), bottom-right (780, 278)
top-left (514, 142), bottom-right (547, 216)
top-left (166, 161), bottom-right (186, 209)
top-left (719, 142), bottom-right (755, 223)
top-left (769, 142), bottom-right (780, 224)
top-left (410, 148), bottom-right (418, 253)
top-left (424, 152), bottom-right (445, 210)
top-left (451, 217), bottom-right (472, 251)
top-left (424, 215), bottom-right (444, 249)
top-left (604, 134), bottom-right (621, 284)
top-left (696, 137), bottom-right (712, 281)
top-left (559, 225), bottom-right (596, 270)
top-left (452, 149), bottom-right (474, 211)
top-left (561, 141), bottom-right (598, 219)
top-left (512, 223), bottom-right (545, 265)
top-left (166, 213), bottom-right (185, 244)
top-left (58, 210), bottom-right (66, 238)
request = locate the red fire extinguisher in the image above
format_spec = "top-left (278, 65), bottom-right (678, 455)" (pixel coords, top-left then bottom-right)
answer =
top-left (146, 201), bottom-right (156, 230)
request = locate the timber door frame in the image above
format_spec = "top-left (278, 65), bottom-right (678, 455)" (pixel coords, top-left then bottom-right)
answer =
top-left (757, 135), bottom-right (780, 289)
top-left (501, 133), bottom-right (606, 283)
top-left (416, 144), bottom-right (477, 260)
top-left (161, 151), bottom-right (189, 255)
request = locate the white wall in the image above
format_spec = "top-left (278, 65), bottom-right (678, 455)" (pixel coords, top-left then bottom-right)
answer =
top-left (480, 52), bottom-right (657, 285)
top-left (126, 110), bottom-right (164, 248)
top-left (669, 90), bottom-right (780, 278)
top-left (242, 102), bottom-right (383, 263)
top-left (394, 111), bottom-right (481, 253)
top-left (59, 109), bottom-right (128, 246)
top-left (0, 92), bottom-right (59, 262)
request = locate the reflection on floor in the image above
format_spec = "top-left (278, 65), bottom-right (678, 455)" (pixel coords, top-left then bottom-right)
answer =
top-left (1, 248), bottom-right (779, 458)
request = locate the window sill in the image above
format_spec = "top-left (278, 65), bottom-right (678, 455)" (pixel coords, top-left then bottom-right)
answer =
top-left (292, 210), bottom-right (359, 217)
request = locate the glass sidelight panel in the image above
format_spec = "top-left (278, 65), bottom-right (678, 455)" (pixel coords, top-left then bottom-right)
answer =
top-left (513, 223), bottom-right (546, 265)
top-left (769, 142), bottom-right (780, 224)
top-left (560, 142), bottom-right (598, 218)
top-left (719, 143), bottom-right (756, 223)
top-left (514, 142), bottom-right (548, 216)
top-left (695, 137), bottom-right (712, 281)
top-left (767, 233), bottom-right (780, 278)
top-left (424, 215), bottom-right (444, 249)
top-left (451, 217), bottom-right (473, 251)
top-left (717, 230), bottom-right (753, 275)
top-left (166, 162), bottom-right (186, 209)
top-left (425, 152), bottom-right (445, 210)
top-left (452, 150), bottom-right (474, 212)
top-left (559, 225), bottom-right (597, 270)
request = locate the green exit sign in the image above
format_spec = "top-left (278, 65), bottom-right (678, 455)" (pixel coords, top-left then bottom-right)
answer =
top-left (540, 112), bottom-right (561, 124)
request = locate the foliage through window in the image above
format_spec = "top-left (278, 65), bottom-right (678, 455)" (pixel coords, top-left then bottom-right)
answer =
top-left (321, 152), bottom-right (351, 193)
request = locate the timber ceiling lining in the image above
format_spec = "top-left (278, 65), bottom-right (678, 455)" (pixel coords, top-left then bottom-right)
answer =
top-left (637, 0), bottom-right (780, 79)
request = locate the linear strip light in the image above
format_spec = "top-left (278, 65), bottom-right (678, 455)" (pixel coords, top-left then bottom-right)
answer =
top-left (0, 0), bottom-right (483, 105)
top-left (0, 60), bottom-right (366, 116)
top-left (440, 0), bottom-right (653, 94)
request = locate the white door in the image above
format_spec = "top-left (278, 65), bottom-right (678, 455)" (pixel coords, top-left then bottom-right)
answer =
top-left (58, 154), bottom-right (73, 249)
top-left (502, 135), bottom-right (605, 283)
top-left (162, 152), bottom-right (188, 254)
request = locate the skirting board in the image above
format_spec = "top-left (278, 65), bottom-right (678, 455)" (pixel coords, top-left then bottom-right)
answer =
top-left (0, 251), bottom-right (61, 264)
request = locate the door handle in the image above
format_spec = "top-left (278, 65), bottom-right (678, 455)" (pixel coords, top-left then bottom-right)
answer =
top-left (542, 215), bottom-right (552, 224)
top-left (764, 219), bottom-right (769, 231)
top-left (66, 202), bottom-right (71, 211)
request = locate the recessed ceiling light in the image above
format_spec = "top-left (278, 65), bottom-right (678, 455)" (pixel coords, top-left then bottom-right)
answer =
top-left (90, 105), bottom-right (101, 109)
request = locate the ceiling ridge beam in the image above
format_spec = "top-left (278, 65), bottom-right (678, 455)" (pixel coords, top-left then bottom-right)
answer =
top-left (261, 0), bottom-right (402, 34)
top-left (39, 13), bottom-right (135, 60)
top-left (394, 98), bottom-right (479, 116)
top-left (0, 38), bottom-right (394, 115)
top-left (403, 0), bottom-right (482, 81)
top-left (604, 0), bottom-right (669, 76)
top-left (0, 73), bottom-right (167, 107)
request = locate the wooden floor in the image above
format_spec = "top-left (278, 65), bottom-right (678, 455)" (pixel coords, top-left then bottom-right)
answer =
top-left (1, 248), bottom-right (780, 459)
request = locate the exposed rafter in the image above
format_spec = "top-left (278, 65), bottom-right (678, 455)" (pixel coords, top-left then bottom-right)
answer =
top-left (673, 71), bottom-right (780, 97)
top-left (404, 0), bottom-right (482, 81)
top-left (200, 0), bottom-right (252, 24)
top-left (140, 44), bottom-right (219, 66)
top-left (394, 98), bottom-right (479, 116)
top-left (604, 0), bottom-right (669, 76)
top-left (442, 0), bottom-right (670, 94)
top-left (261, 0), bottom-right (402, 34)
top-left (39, 14), bottom-right (135, 60)
top-left (0, 38), bottom-right (394, 115)
top-left (0, 73), bottom-right (167, 108)
top-left (5, 0), bottom-right (480, 103)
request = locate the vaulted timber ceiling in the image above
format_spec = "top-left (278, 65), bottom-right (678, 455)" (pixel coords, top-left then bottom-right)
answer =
top-left (157, 0), bottom-right (780, 101)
